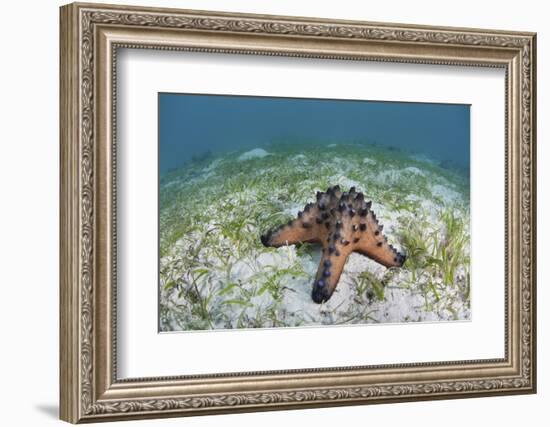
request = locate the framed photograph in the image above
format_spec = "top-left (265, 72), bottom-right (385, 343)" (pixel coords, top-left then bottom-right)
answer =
top-left (60, 2), bottom-right (537, 423)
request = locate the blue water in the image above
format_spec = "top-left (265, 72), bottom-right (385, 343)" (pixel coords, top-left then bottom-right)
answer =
top-left (159, 93), bottom-right (470, 175)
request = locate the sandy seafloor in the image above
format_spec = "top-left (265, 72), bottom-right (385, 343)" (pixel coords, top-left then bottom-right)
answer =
top-left (159, 143), bottom-right (471, 332)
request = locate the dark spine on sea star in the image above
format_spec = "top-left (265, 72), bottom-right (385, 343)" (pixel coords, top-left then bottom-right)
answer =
top-left (261, 186), bottom-right (406, 303)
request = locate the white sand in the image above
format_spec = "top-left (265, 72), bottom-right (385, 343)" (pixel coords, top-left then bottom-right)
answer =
top-left (160, 146), bottom-right (471, 331)
top-left (362, 157), bottom-right (377, 166)
top-left (238, 148), bottom-right (272, 161)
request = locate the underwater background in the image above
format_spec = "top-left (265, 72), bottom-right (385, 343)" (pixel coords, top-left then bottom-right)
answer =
top-left (159, 93), bottom-right (471, 331)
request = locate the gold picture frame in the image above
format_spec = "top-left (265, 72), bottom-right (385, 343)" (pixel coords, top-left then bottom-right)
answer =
top-left (60, 2), bottom-right (537, 423)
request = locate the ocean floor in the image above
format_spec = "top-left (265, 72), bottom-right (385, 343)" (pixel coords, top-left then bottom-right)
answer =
top-left (159, 143), bottom-right (471, 331)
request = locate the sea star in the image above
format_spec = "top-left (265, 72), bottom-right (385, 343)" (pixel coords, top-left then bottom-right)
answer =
top-left (260, 185), bottom-right (406, 303)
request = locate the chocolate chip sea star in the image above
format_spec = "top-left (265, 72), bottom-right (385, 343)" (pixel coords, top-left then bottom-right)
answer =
top-left (261, 186), bottom-right (406, 303)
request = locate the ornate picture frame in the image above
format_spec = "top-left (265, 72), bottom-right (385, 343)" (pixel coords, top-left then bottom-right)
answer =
top-left (60, 2), bottom-right (536, 423)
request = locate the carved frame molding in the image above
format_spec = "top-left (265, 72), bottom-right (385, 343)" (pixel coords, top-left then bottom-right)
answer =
top-left (60, 2), bottom-right (536, 423)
